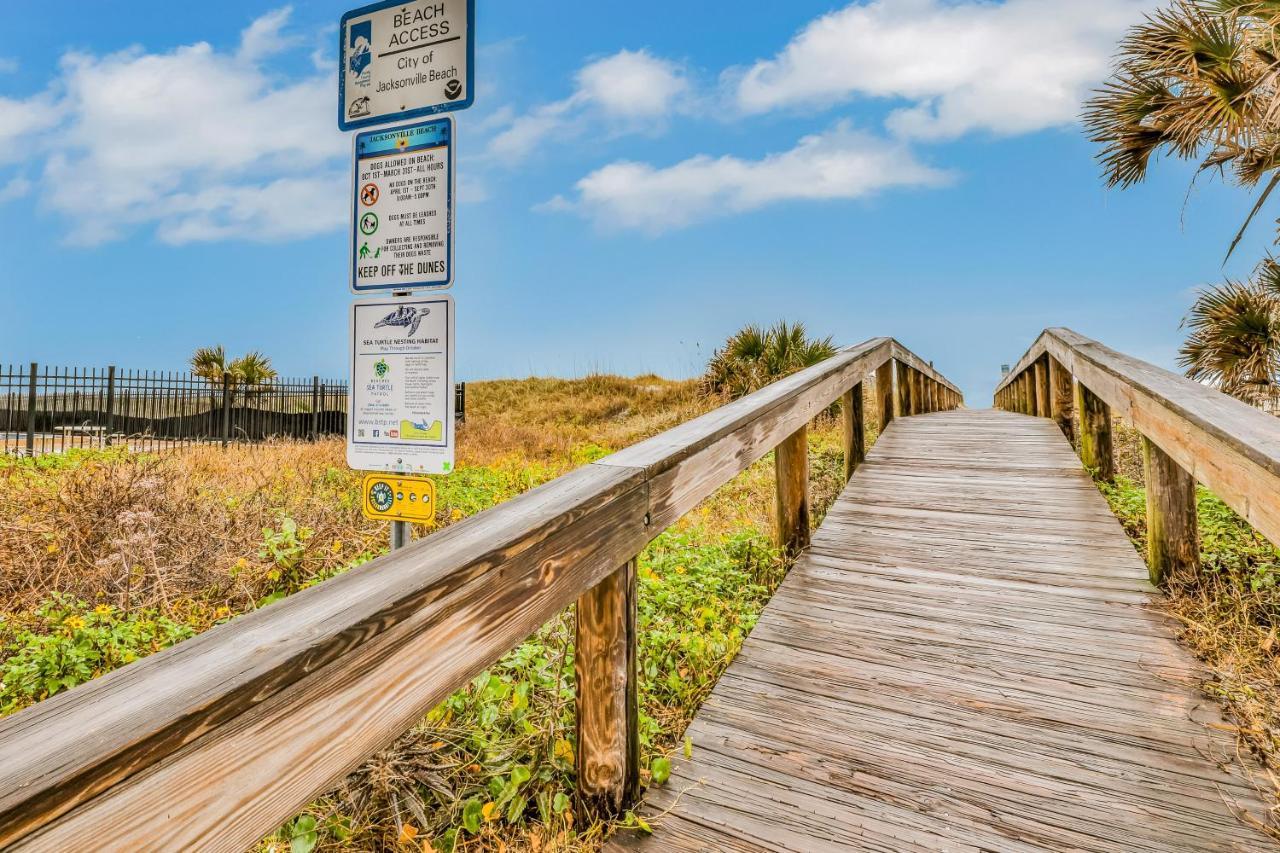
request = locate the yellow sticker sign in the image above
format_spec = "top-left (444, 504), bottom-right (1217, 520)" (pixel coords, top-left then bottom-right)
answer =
top-left (361, 473), bottom-right (436, 524)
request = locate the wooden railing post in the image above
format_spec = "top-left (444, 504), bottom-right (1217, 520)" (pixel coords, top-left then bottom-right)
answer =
top-left (1048, 355), bottom-right (1074, 443)
top-left (842, 383), bottom-right (865, 481)
top-left (775, 424), bottom-right (810, 557)
top-left (1075, 382), bottom-right (1114, 481)
top-left (1142, 438), bottom-right (1199, 587)
top-left (895, 361), bottom-right (910, 418)
top-left (1026, 370), bottom-right (1039, 416)
top-left (575, 559), bottom-right (639, 818)
top-left (877, 361), bottom-right (895, 431)
top-left (1034, 358), bottom-right (1050, 418)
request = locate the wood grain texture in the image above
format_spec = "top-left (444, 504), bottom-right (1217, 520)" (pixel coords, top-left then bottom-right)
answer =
top-left (774, 424), bottom-right (810, 558)
top-left (1034, 358), bottom-right (1050, 418)
top-left (609, 410), bottom-right (1271, 853)
top-left (1049, 353), bottom-right (1075, 444)
top-left (895, 361), bottom-right (911, 418)
top-left (575, 560), bottom-right (639, 817)
top-left (842, 383), bottom-right (865, 481)
top-left (876, 362), bottom-right (894, 431)
top-left (0, 336), bottom-right (962, 849)
top-left (996, 327), bottom-right (1280, 546)
top-left (1142, 437), bottom-right (1199, 587)
top-left (1076, 380), bottom-right (1115, 482)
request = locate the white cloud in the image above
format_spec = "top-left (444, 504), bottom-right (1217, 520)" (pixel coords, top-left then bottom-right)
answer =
top-left (237, 6), bottom-right (299, 63)
top-left (733, 0), bottom-right (1151, 139)
top-left (0, 93), bottom-right (61, 163)
top-left (486, 49), bottom-right (688, 164)
top-left (7, 8), bottom-right (346, 245)
top-left (0, 176), bottom-right (30, 202)
top-left (544, 121), bottom-right (950, 232)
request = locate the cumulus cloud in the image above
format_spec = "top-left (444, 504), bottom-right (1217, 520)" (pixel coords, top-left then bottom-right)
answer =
top-left (543, 121), bottom-right (950, 232)
top-left (733, 0), bottom-right (1151, 139)
top-left (486, 49), bottom-right (688, 164)
top-left (0, 7), bottom-right (346, 245)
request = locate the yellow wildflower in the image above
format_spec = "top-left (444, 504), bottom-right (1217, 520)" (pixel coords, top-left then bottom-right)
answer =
top-left (481, 802), bottom-right (499, 822)
top-left (214, 606), bottom-right (231, 620)
top-left (449, 507), bottom-right (464, 522)
top-left (93, 604), bottom-right (113, 618)
top-left (330, 540), bottom-right (343, 554)
top-left (63, 616), bottom-right (85, 631)
top-left (45, 542), bottom-right (59, 555)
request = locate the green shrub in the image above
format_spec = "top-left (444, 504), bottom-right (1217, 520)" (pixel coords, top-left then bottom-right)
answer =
top-left (0, 595), bottom-right (194, 715)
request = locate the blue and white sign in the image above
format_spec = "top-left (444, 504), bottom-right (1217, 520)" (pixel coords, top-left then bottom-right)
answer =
top-left (351, 117), bottom-right (453, 293)
top-left (339, 0), bottom-right (474, 131)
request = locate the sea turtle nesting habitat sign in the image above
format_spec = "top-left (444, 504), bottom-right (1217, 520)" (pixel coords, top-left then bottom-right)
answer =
top-left (340, 0), bottom-right (474, 131)
top-left (348, 295), bottom-right (455, 474)
top-left (350, 117), bottom-right (453, 293)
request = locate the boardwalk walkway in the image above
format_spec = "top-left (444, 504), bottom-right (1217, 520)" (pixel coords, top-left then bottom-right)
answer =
top-left (610, 409), bottom-right (1271, 852)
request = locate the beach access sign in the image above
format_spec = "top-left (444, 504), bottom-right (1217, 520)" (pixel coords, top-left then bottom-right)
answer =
top-left (340, 0), bottom-right (474, 131)
top-left (351, 117), bottom-right (453, 293)
top-left (347, 295), bottom-right (455, 474)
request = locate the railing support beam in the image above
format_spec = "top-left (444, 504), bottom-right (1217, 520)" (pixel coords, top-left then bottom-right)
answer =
top-left (1075, 382), bottom-right (1113, 481)
top-left (894, 361), bottom-right (910, 419)
top-left (1048, 355), bottom-right (1074, 444)
top-left (575, 559), bottom-right (639, 819)
top-left (775, 424), bottom-right (810, 557)
top-left (1142, 439), bottom-right (1199, 587)
top-left (876, 361), bottom-right (895, 432)
top-left (1034, 358), bottom-right (1050, 418)
top-left (842, 383), bottom-right (865, 481)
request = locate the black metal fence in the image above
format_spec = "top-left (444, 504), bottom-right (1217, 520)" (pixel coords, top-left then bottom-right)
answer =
top-left (0, 363), bottom-right (351, 456)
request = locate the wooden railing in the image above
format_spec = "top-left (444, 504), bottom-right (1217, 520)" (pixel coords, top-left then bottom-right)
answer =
top-left (0, 338), bottom-right (960, 850)
top-left (994, 327), bottom-right (1280, 585)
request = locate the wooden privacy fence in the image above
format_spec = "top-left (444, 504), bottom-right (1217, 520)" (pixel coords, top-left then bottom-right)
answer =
top-left (0, 338), bottom-right (959, 850)
top-left (994, 327), bottom-right (1280, 586)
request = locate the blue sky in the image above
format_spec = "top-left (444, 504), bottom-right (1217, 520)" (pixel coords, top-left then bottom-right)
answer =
top-left (0, 0), bottom-right (1271, 400)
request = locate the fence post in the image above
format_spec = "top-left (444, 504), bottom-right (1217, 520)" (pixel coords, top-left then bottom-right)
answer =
top-left (25, 362), bottom-right (37, 456)
top-left (876, 361), bottom-right (894, 431)
top-left (1034, 358), bottom-right (1050, 418)
top-left (575, 558), bottom-right (639, 819)
top-left (221, 372), bottom-right (232, 449)
top-left (895, 361), bottom-right (910, 418)
top-left (311, 376), bottom-right (320, 441)
top-left (842, 382), bottom-right (865, 481)
top-left (775, 424), bottom-right (810, 557)
top-left (1142, 437), bottom-right (1199, 587)
top-left (1048, 355), bottom-right (1073, 443)
top-left (456, 381), bottom-right (466, 423)
top-left (103, 366), bottom-right (116, 446)
top-left (1075, 382), bottom-right (1113, 480)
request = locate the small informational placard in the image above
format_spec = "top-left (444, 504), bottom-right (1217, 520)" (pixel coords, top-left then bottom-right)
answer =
top-left (361, 473), bottom-right (437, 523)
top-left (351, 117), bottom-right (453, 293)
top-left (347, 295), bottom-right (455, 474)
top-left (340, 0), bottom-right (474, 131)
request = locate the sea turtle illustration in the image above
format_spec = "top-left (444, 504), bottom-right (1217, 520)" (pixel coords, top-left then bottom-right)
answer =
top-left (374, 305), bottom-right (429, 336)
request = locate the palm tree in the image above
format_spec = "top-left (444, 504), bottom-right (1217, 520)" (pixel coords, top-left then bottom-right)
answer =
top-left (230, 351), bottom-right (277, 399)
top-left (703, 321), bottom-right (837, 399)
top-left (1180, 258), bottom-right (1280, 404)
top-left (190, 345), bottom-right (230, 385)
top-left (1084, 1), bottom-right (1280, 258)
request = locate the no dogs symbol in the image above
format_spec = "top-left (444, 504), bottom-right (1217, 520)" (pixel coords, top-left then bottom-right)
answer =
top-left (360, 183), bottom-right (379, 206)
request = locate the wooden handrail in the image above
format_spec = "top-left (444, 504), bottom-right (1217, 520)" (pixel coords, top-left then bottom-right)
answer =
top-left (994, 327), bottom-right (1280, 583)
top-left (0, 338), bottom-right (960, 850)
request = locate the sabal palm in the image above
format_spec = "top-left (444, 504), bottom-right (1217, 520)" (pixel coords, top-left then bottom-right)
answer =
top-left (1084, 1), bottom-right (1280, 256)
top-left (1180, 257), bottom-right (1280, 403)
top-left (230, 351), bottom-right (277, 387)
top-left (703, 321), bottom-right (837, 399)
top-left (190, 345), bottom-right (230, 384)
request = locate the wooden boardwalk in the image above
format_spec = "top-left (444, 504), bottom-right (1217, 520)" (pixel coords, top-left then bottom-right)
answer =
top-left (610, 409), bottom-right (1272, 852)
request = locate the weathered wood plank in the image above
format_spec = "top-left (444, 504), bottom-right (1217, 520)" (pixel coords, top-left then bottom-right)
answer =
top-left (610, 410), bottom-right (1271, 852)
top-left (995, 327), bottom-right (1280, 546)
top-left (1142, 437), bottom-right (1199, 587)
top-left (575, 559), bottom-right (639, 817)
top-left (842, 382), bottom-right (865, 481)
top-left (1076, 380), bottom-right (1115, 481)
top-left (876, 360), bottom-right (894, 431)
top-left (1049, 353), bottom-right (1075, 443)
top-left (774, 424), bottom-right (810, 557)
